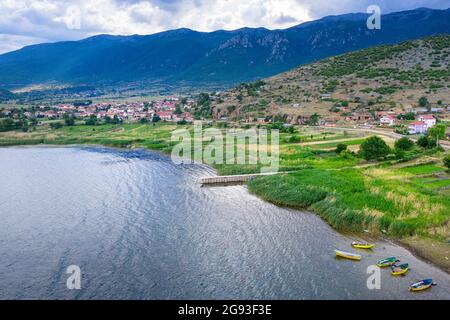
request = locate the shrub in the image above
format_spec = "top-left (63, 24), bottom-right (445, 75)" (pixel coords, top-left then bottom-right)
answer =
top-left (417, 135), bottom-right (437, 149)
top-left (359, 136), bottom-right (391, 161)
top-left (427, 138), bottom-right (438, 148)
top-left (444, 155), bottom-right (450, 170)
top-left (394, 148), bottom-right (406, 160)
top-left (84, 115), bottom-right (98, 126)
top-left (395, 137), bottom-right (414, 150)
top-left (340, 150), bottom-right (356, 160)
top-left (64, 117), bottom-right (75, 126)
top-left (0, 118), bottom-right (18, 132)
top-left (335, 143), bottom-right (348, 154)
top-left (288, 135), bottom-right (301, 143)
top-left (50, 122), bottom-right (63, 129)
top-left (417, 135), bottom-right (429, 148)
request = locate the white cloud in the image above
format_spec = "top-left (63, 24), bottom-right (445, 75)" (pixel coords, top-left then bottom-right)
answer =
top-left (0, 0), bottom-right (448, 54)
top-left (0, 33), bottom-right (47, 53)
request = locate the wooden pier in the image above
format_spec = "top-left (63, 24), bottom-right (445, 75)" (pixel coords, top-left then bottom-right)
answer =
top-left (200, 172), bottom-right (284, 185)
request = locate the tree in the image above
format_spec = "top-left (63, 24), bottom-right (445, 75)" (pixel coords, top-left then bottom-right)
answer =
top-left (64, 116), bottom-right (75, 126)
top-left (397, 112), bottom-right (415, 121)
top-left (30, 117), bottom-right (38, 127)
top-left (197, 93), bottom-right (211, 107)
top-left (395, 137), bottom-right (414, 151)
top-left (174, 105), bottom-right (183, 115)
top-left (417, 135), bottom-right (429, 148)
top-left (418, 96), bottom-right (429, 108)
top-left (417, 135), bottom-right (437, 149)
top-left (335, 143), bottom-right (348, 154)
top-left (111, 115), bottom-right (121, 125)
top-left (152, 115), bottom-right (161, 123)
top-left (359, 136), bottom-right (391, 161)
top-left (309, 113), bottom-right (320, 126)
top-left (20, 119), bottom-right (29, 132)
top-left (0, 118), bottom-right (17, 132)
top-left (443, 155), bottom-right (450, 170)
top-left (85, 115), bottom-right (98, 126)
top-left (428, 124), bottom-right (446, 145)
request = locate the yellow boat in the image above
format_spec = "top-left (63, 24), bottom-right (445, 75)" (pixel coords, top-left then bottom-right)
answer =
top-left (410, 279), bottom-right (434, 292)
top-left (352, 242), bottom-right (375, 249)
top-left (335, 250), bottom-right (362, 261)
top-left (391, 263), bottom-right (409, 276)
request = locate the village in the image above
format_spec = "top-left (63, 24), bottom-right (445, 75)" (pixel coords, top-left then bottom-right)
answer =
top-left (1, 93), bottom-right (450, 142)
top-left (0, 97), bottom-right (196, 124)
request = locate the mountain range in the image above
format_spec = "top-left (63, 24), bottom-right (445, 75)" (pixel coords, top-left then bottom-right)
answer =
top-left (0, 7), bottom-right (449, 91)
top-left (205, 35), bottom-right (449, 122)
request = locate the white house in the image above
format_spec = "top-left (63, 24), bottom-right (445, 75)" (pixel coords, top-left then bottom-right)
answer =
top-left (379, 115), bottom-right (396, 126)
top-left (418, 115), bottom-right (436, 129)
top-left (408, 121), bottom-right (428, 135)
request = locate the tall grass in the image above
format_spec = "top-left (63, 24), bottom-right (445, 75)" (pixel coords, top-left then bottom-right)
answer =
top-left (248, 168), bottom-right (450, 237)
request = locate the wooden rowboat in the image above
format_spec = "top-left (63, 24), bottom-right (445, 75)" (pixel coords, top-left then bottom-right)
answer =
top-left (335, 250), bottom-right (362, 261)
top-left (377, 257), bottom-right (398, 268)
top-left (410, 279), bottom-right (434, 292)
top-left (391, 263), bottom-right (409, 276)
top-left (352, 241), bottom-right (375, 249)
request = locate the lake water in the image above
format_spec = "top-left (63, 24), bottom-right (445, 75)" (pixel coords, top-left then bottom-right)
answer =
top-left (0, 146), bottom-right (449, 300)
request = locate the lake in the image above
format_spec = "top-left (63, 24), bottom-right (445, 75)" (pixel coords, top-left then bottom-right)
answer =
top-left (0, 146), bottom-right (449, 299)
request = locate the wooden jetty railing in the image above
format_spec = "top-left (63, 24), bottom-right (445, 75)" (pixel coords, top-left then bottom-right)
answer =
top-left (200, 172), bottom-right (286, 185)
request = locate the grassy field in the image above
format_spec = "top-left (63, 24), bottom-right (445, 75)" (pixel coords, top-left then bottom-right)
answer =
top-left (248, 161), bottom-right (450, 239)
top-left (0, 123), bottom-right (180, 150)
top-left (307, 138), bottom-right (368, 150)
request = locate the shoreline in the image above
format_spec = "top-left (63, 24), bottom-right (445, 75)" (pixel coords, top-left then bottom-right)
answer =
top-left (246, 181), bottom-right (450, 275)
top-left (2, 141), bottom-right (450, 274)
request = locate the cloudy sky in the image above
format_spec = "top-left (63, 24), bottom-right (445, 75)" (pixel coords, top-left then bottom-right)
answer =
top-left (0, 0), bottom-right (449, 54)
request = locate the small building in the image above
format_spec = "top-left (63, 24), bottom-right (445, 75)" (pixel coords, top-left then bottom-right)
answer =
top-left (412, 108), bottom-right (428, 114)
top-left (256, 118), bottom-right (268, 124)
top-left (324, 122), bottom-right (337, 127)
top-left (417, 115), bottom-right (436, 129)
top-left (408, 121), bottom-right (428, 135)
top-left (156, 112), bottom-right (174, 121)
top-left (379, 115), bottom-right (396, 126)
top-left (350, 112), bottom-right (374, 122)
top-left (430, 107), bottom-right (444, 113)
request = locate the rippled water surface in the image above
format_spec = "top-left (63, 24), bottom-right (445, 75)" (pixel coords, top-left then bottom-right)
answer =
top-left (0, 147), bottom-right (449, 300)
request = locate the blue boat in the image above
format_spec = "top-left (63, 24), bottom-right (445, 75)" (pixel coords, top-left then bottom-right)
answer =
top-left (410, 279), bottom-right (434, 292)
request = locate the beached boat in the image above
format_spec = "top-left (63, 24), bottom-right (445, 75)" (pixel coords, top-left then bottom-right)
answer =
top-left (335, 250), bottom-right (362, 261)
top-left (410, 279), bottom-right (434, 292)
top-left (377, 257), bottom-right (398, 267)
top-left (391, 263), bottom-right (409, 276)
top-left (352, 242), bottom-right (375, 249)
